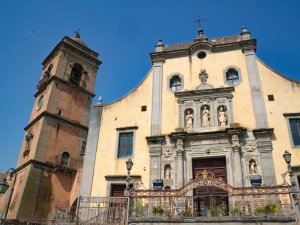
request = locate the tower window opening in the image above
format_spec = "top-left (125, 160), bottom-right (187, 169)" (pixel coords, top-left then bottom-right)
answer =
top-left (61, 152), bottom-right (70, 167)
top-left (70, 63), bottom-right (83, 84)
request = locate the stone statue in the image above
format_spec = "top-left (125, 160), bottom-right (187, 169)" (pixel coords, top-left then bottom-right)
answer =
top-left (186, 110), bottom-right (193, 129)
top-left (218, 106), bottom-right (227, 126)
top-left (202, 106), bottom-right (210, 126)
top-left (165, 167), bottom-right (171, 179)
top-left (249, 161), bottom-right (257, 175)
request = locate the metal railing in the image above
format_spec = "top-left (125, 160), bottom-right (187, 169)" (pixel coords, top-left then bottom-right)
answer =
top-left (52, 197), bottom-right (128, 225)
top-left (128, 192), bottom-right (295, 222)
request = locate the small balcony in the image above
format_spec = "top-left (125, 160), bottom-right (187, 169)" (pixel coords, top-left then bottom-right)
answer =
top-left (36, 71), bottom-right (50, 90)
top-left (54, 153), bottom-right (80, 175)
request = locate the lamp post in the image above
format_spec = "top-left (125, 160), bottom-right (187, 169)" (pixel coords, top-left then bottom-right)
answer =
top-left (0, 168), bottom-right (17, 225)
top-left (125, 159), bottom-right (133, 197)
top-left (283, 151), bottom-right (298, 193)
top-left (283, 150), bottom-right (300, 223)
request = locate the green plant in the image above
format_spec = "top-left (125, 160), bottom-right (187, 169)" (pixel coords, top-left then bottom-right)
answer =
top-left (264, 204), bottom-right (278, 215)
top-left (209, 208), bottom-right (223, 216)
top-left (254, 207), bottom-right (265, 215)
top-left (180, 208), bottom-right (192, 217)
top-left (152, 206), bottom-right (164, 215)
top-left (229, 208), bottom-right (240, 216)
top-left (230, 208), bottom-right (240, 213)
top-left (254, 204), bottom-right (278, 215)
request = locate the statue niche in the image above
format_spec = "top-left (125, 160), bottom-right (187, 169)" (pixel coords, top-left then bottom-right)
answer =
top-left (249, 159), bottom-right (257, 175)
top-left (201, 105), bottom-right (210, 127)
top-left (218, 106), bottom-right (227, 126)
top-left (164, 164), bottom-right (171, 179)
top-left (185, 109), bottom-right (194, 130)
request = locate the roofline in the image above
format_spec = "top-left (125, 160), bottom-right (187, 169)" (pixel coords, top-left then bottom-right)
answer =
top-left (256, 57), bottom-right (300, 84)
top-left (42, 36), bottom-right (101, 67)
top-left (101, 68), bottom-right (153, 107)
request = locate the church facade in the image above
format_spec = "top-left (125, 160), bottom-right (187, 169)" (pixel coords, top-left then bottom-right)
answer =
top-left (1, 26), bottom-right (300, 222)
top-left (80, 26), bottom-right (300, 201)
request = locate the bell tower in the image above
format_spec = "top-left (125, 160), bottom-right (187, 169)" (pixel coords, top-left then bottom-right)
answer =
top-left (7, 33), bottom-right (101, 221)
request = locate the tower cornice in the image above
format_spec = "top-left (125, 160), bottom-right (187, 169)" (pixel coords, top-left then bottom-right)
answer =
top-left (42, 36), bottom-right (102, 67)
top-left (34, 75), bottom-right (95, 97)
top-left (24, 111), bottom-right (88, 132)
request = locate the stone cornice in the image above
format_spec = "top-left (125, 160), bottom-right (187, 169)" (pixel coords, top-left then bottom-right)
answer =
top-left (283, 113), bottom-right (300, 117)
top-left (169, 127), bottom-right (246, 140)
top-left (175, 86), bottom-right (234, 100)
top-left (146, 135), bottom-right (165, 141)
top-left (16, 159), bottom-right (54, 173)
top-left (116, 126), bottom-right (138, 131)
top-left (105, 175), bottom-right (142, 180)
top-left (253, 128), bottom-right (274, 135)
top-left (150, 39), bottom-right (256, 62)
top-left (34, 75), bottom-right (95, 97)
top-left (42, 36), bottom-right (101, 67)
top-left (24, 111), bottom-right (88, 132)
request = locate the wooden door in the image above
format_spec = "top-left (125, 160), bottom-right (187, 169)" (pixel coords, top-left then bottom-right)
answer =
top-left (192, 158), bottom-right (228, 215)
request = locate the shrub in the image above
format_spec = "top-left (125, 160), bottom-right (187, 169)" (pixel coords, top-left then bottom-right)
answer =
top-left (152, 206), bottom-right (164, 215)
top-left (230, 208), bottom-right (240, 215)
top-left (180, 208), bottom-right (192, 217)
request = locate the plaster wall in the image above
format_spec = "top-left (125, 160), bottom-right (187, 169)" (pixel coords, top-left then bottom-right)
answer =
top-left (161, 49), bottom-right (256, 134)
top-left (257, 59), bottom-right (300, 183)
top-left (91, 70), bottom-right (153, 196)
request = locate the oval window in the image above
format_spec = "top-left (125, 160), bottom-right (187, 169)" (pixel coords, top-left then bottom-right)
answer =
top-left (197, 51), bottom-right (206, 59)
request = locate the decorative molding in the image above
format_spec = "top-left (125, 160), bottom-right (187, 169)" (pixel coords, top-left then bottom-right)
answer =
top-left (283, 113), bottom-right (300, 117)
top-left (244, 142), bottom-right (257, 152)
top-left (34, 75), bottom-right (95, 97)
top-left (116, 126), bottom-right (138, 131)
top-left (24, 111), bottom-right (88, 132)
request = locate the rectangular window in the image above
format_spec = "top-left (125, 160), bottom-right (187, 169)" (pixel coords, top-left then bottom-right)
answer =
top-left (289, 118), bottom-right (300, 146)
top-left (117, 132), bottom-right (133, 158)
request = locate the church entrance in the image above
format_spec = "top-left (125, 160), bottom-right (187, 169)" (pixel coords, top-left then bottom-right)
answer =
top-left (192, 157), bottom-right (228, 216)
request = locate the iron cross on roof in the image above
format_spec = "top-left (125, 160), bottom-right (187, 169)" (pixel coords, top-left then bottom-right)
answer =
top-left (193, 17), bottom-right (207, 28)
top-left (74, 29), bottom-right (81, 38)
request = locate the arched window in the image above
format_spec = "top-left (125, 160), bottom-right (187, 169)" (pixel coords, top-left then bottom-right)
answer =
top-left (61, 152), bottom-right (70, 167)
top-left (170, 75), bottom-right (182, 91)
top-left (70, 63), bottom-right (83, 84)
top-left (225, 68), bottom-right (240, 85)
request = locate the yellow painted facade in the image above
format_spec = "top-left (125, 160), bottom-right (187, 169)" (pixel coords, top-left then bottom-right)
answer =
top-left (84, 28), bottom-right (300, 198)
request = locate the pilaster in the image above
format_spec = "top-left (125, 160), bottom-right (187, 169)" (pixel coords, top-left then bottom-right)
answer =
top-left (151, 62), bottom-right (163, 135)
top-left (254, 129), bottom-right (276, 185)
top-left (80, 100), bottom-right (103, 196)
top-left (146, 136), bottom-right (164, 187)
top-left (243, 49), bottom-right (268, 128)
top-left (231, 134), bottom-right (243, 187)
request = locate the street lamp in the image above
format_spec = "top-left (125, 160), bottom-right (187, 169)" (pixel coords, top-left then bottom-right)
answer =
top-left (283, 150), bottom-right (297, 193)
top-left (125, 159), bottom-right (133, 197)
top-left (0, 168), bottom-right (17, 225)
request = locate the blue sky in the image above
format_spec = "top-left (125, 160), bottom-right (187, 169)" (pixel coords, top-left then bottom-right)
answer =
top-left (0, 0), bottom-right (300, 171)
